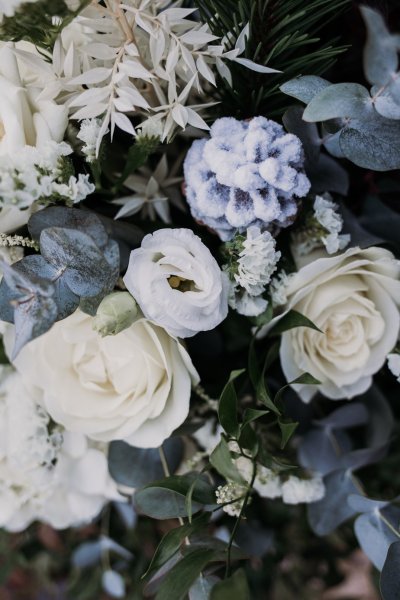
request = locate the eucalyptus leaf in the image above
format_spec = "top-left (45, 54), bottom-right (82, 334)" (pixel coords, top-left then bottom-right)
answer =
top-left (303, 83), bottom-right (372, 122)
top-left (40, 227), bottom-right (112, 297)
top-left (29, 206), bottom-right (109, 248)
top-left (12, 291), bottom-right (58, 359)
top-left (108, 438), bottom-right (183, 488)
top-left (299, 429), bottom-right (352, 476)
top-left (280, 75), bottom-right (330, 104)
top-left (283, 106), bottom-right (321, 163)
top-left (361, 5), bottom-right (398, 87)
top-left (306, 153), bottom-right (349, 196)
top-left (316, 403), bottom-right (369, 430)
top-left (354, 508), bottom-right (400, 570)
top-left (380, 541), bottom-right (400, 599)
top-left (102, 570), bottom-right (125, 599)
top-left (339, 116), bottom-right (400, 170)
top-left (308, 469), bottom-right (360, 535)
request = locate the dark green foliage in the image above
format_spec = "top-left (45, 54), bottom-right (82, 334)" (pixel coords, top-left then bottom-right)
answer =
top-left (0, 0), bottom-right (89, 50)
top-left (193, 0), bottom-right (350, 118)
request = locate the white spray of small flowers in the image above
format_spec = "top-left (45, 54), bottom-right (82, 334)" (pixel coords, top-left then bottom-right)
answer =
top-left (77, 119), bottom-right (107, 163)
top-left (293, 195), bottom-right (350, 256)
top-left (0, 141), bottom-right (94, 211)
top-left (0, 0), bottom-right (39, 18)
top-left (224, 226), bottom-right (281, 317)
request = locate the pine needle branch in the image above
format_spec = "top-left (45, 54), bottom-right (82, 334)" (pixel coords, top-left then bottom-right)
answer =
top-left (193, 0), bottom-right (350, 118)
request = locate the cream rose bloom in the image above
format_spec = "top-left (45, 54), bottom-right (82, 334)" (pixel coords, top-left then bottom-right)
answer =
top-left (124, 228), bottom-right (229, 338)
top-left (0, 43), bottom-right (68, 232)
top-left (6, 310), bottom-right (199, 448)
top-left (263, 247), bottom-right (400, 401)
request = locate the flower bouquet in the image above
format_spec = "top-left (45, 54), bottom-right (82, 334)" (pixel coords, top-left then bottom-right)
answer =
top-left (0, 0), bottom-right (400, 598)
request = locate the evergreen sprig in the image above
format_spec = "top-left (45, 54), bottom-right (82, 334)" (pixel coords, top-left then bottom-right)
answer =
top-left (193, 0), bottom-right (350, 118)
top-left (0, 0), bottom-right (90, 50)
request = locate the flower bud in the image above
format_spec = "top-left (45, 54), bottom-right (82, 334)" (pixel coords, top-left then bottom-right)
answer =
top-left (93, 292), bottom-right (138, 337)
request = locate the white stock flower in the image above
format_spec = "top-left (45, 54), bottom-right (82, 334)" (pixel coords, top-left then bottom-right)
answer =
top-left (77, 118), bottom-right (106, 163)
top-left (124, 228), bottom-right (229, 338)
top-left (262, 247), bottom-right (400, 401)
top-left (313, 196), bottom-right (350, 255)
top-left (0, 369), bottom-right (120, 531)
top-left (281, 475), bottom-right (325, 505)
top-left (6, 310), bottom-right (199, 448)
top-left (234, 227), bottom-right (281, 295)
top-left (229, 287), bottom-right (268, 317)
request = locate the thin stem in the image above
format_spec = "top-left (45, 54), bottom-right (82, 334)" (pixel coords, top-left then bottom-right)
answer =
top-left (158, 447), bottom-right (186, 528)
top-left (225, 461), bottom-right (257, 578)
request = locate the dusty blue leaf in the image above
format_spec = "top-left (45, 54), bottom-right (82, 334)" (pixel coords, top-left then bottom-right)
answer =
top-left (108, 438), bottom-right (183, 488)
top-left (280, 75), bottom-right (330, 104)
top-left (308, 469), bottom-right (360, 535)
top-left (298, 428), bottom-right (352, 476)
top-left (29, 206), bottom-right (109, 248)
top-left (348, 494), bottom-right (389, 514)
top-left (12, 290), bottom-right (58, 358)
top-left (102, 570), bottom-right (125, 599)
top-left (40, 227), bottom-right (112, 297)
top-left (307, 153), bottom-right (349, 195)
top-left (361, 5), bottom-right (398, 87)
top-left (303, 83), bottom-right (372, 122)
top-left (354, 507), bottom-right (400, 570)
top-left (380, 541), bottom-right (400, 599)
top-left (283, 106), bottom-right (321, 162)
top-left (316, 403), bottom-right (369, 430)
top-left (339, 116), bottom-right (400, 170)
top-left (12, 255), bottom-right (79, 320)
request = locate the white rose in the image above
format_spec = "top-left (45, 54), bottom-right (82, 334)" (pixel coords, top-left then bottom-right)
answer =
top-left (6, 310), bottom-right (199, 448)
top-left (263, 247), bottom-right (400, 401)
top-left (124, 228), bottom-right (229, 338)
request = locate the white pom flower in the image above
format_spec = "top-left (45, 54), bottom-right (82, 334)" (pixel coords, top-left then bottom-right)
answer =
top-left (281, 475), bottom-right (325, 505)
top-left (124, 228), bottom-right (229, 338)
top-left (184, 116), bottom-right (310, 241)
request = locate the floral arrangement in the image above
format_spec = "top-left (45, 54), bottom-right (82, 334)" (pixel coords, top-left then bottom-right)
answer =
top-left (1, 1), bottom-right (400, 598)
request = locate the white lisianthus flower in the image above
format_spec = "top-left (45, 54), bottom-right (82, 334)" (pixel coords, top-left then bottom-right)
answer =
top-left (234, 226), bottom-right (281, 295)
top-left (261, 247), bottom-right (400, 401)
top-left (6, 310), bottom-right (199, 448)
top-left (124, 228), bottom-right (229, 338)
top-left (0, 370), bottom-right (120, 531)
top-left (281, 475), bottom-right (325, 505)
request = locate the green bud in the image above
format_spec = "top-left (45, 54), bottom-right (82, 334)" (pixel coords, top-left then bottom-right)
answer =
top-left (93, 292), bottom-right (138, 337)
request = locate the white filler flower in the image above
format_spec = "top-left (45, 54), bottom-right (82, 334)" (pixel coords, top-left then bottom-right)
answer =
top-left (0, 369), bottom-right (120, 531)
top-left (124, 228), bottom-right (229, 338)
top-left (6, 310), bottom-right (199, 448)
top-left (387, 353), bottom-right (400, 382)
